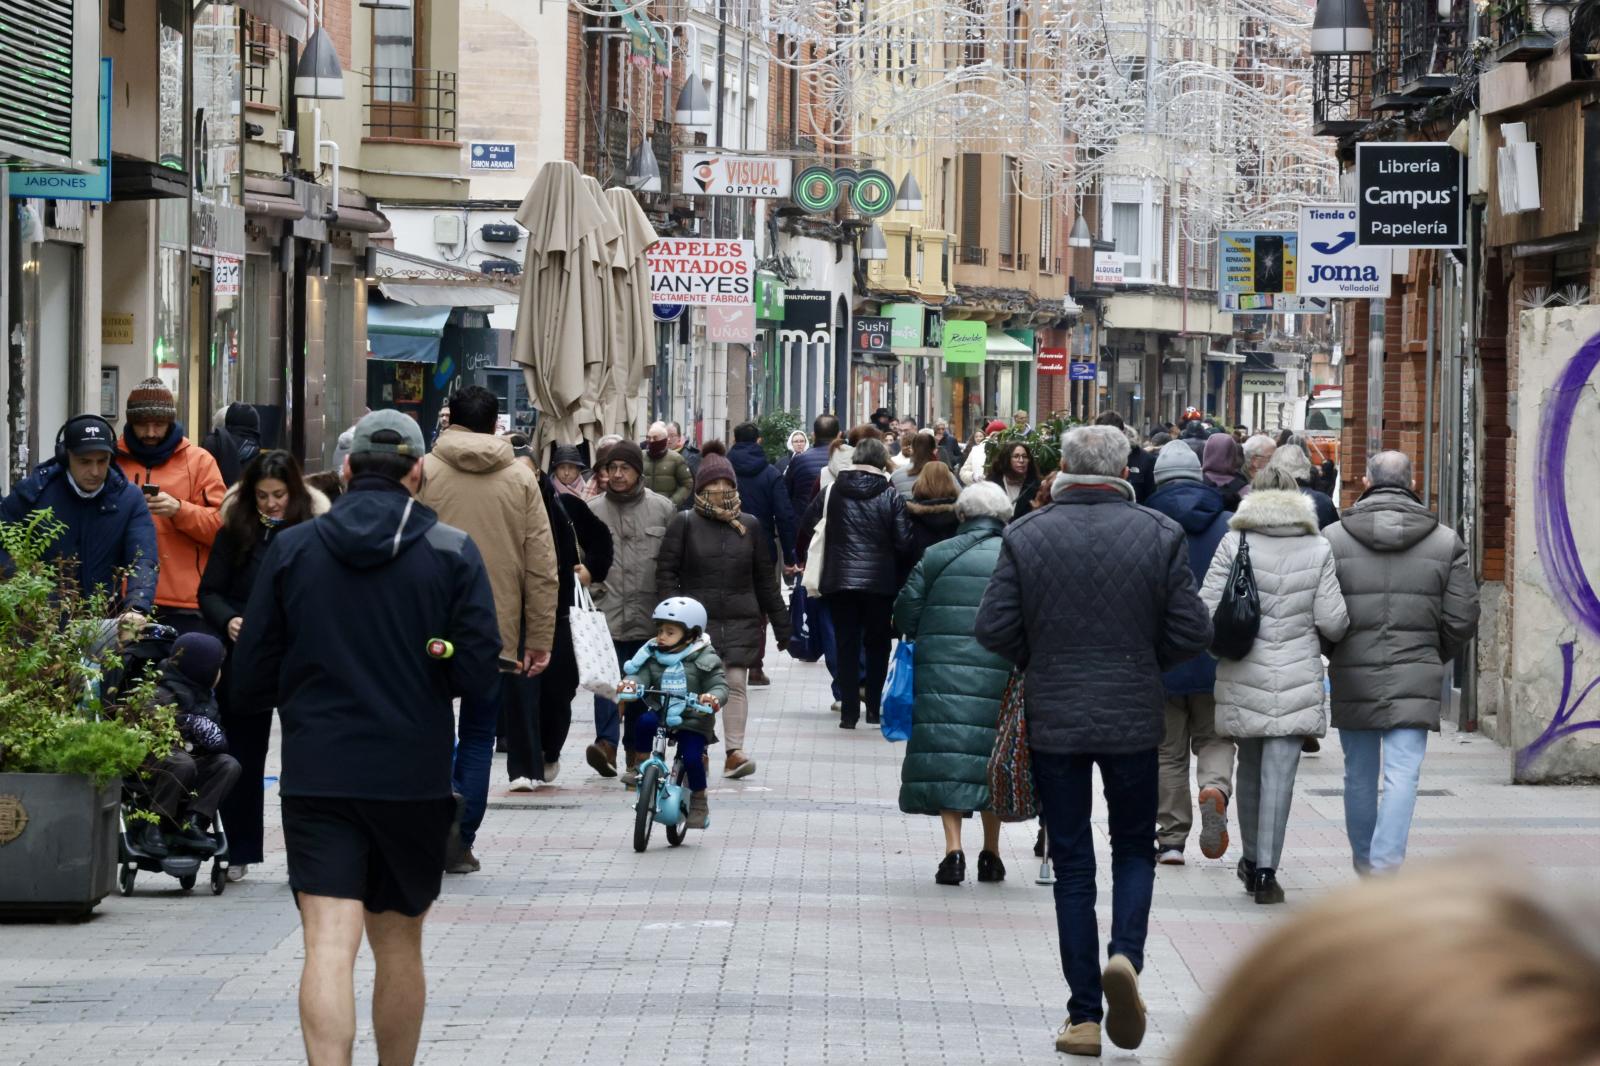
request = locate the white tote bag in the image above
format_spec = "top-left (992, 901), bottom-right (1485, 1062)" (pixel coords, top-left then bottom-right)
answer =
top-left (801, 485), bottom-right (833, 598)
top-left (570, 582), bottom-right (620, 699)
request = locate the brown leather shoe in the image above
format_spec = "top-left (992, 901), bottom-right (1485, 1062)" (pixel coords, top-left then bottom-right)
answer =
top-left (585, 739), bottom-right (618, 778)
top-left (724, 749), bottom-right (757, 779)
top-left (747, 667), bottom-right (771, 686)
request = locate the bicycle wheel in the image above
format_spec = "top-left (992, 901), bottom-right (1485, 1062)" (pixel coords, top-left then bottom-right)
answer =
top-left (665, 761), bottom-right (690, 847)
top-left (633, 763), bottom-right (662, 852)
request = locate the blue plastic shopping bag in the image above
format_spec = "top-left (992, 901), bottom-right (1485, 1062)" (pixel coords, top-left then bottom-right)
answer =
top-left (880, 641), bottom-right (915, 742)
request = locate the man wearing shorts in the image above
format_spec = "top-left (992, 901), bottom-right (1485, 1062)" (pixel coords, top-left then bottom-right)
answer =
top-left (234, 409), bottom-right (499, 1066)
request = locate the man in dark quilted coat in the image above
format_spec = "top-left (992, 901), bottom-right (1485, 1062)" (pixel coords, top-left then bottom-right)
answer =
top-left (976, 425), bottom-right (1211, 1058)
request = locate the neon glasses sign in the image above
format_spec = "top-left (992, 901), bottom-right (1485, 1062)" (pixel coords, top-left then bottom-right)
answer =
top-left (792, 166), bottom-right (898, 218)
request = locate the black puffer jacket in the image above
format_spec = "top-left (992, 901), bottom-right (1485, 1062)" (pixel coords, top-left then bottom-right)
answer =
top-left (904, 497), bottom-right (960, 574)
top-left (656, 509), bottom-right (791, 667)
top-left (975, 479), bottom-right (1212, 755)
top-left (798, 469), bottom-right (913, 598)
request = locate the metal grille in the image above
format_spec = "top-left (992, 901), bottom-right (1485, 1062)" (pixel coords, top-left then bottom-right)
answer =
top-left (0, 0), bottom-right (77, 159)
top-left (361, 68), bottom-right (459, 141)
top-left (1312, 52), bottom-right (1370, 135)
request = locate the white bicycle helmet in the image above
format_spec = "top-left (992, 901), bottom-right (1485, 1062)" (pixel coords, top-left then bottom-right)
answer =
top-left (652, 597), bottom-right (707, 637)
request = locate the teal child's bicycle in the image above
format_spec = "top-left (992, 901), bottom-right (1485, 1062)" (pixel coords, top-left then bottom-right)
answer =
top-left (623, 687), bottom-right (704, 852)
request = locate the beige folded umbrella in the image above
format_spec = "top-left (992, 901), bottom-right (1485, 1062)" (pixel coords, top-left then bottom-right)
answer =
top-left (604, 186), bottom-right (660, 441)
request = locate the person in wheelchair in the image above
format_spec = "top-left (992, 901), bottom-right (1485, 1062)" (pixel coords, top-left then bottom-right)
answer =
top-left (617, 598), bottom-right (728, 829)
top-left (132, 632), bottom-right (242, 858)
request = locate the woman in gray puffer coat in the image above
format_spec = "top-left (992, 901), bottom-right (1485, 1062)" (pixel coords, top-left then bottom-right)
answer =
top-left (1201, 466), bottom-right (1348, 906)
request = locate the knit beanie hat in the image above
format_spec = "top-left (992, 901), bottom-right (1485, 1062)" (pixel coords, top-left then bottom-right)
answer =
top-left (694, 452), bottom-right (737, 492)
top-left (126, 377), bottom-right (177, 423)
top-left (604, 439), bottom-right (645, 475)
top-left (1154, 439), bottom-right (1204, 485)
top-left (170, 632), bottom-right (226, 688)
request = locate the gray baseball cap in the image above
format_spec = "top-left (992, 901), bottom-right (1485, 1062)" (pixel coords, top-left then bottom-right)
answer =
top-left (348, 409), bottom-right (425, 458)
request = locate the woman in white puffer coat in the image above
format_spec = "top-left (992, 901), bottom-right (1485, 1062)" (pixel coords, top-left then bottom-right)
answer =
top-left (1201, 465), bottom-right (1348, 906)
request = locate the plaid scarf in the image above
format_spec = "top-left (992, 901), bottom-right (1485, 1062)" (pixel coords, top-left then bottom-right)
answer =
top-left (694, 489), bottom-right (746, 536)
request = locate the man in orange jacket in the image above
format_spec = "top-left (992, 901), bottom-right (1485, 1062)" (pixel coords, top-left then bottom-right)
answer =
top-left (115, 377), bottom-right (226, 636)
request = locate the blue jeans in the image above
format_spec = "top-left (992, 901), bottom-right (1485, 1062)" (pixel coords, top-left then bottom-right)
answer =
top-left (1032, 748), bottom-right (1159, 1025)
top-left (452, 680), bottom-right (503, 849)
top-left (1339, 727), bottom-right (1428, 874)
top-left (631, 711), bottom-right (709, 791)
top-left (593, 639), bottom-right (647, 745)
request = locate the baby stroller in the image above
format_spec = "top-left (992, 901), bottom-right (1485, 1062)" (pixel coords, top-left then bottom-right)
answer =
top-left (98, 622), bottom-right (231, 897)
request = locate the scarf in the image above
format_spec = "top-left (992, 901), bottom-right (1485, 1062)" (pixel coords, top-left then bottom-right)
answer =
top-left (259, 511), bottom-right (286, 528)
top-left (553, 472), bottom-right (594, 499)
top-left (606, 479), bottom-right (646, 505)
top-left (624, 635), bottom-right (711, 726)
top-left (695, 489), bottom-right (746, 535)
top-left (122, 422), bottom-right (185, 468)
top-left (646, 439), bottom-right (669, 459)
top-left (1051, 473), bottom-right (1136, 502)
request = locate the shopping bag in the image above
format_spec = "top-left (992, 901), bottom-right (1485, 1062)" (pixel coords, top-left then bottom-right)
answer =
top-left (987, 670), bottom-right (1038, 822)
top-left (880, 640), bottom-right (915, 742)
top-left (801, 485), bottom-right (833, 597)
top-left (787, 583), bottom-right (823, 662)
top-left (570, 583), bottom-right (620, 700)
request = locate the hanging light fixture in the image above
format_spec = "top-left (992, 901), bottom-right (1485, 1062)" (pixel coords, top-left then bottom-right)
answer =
top-left (858, 223), bottom-right (888, 261)
top-left (294, 25), bottom-right (346, 99)
top-left (674, 76), bottom-right (712, 125)
top-left (627, 139), bottom-right (662, 193)
top-left (894, 172), bottom-right (923, 211)
top-left (1067, 212), bottom-right (1092, 248)
top-left (1310, 0), bottom-right (1372, 54)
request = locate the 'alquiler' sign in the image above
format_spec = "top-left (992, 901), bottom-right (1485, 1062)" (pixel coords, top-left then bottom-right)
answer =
top-left (1356, 143), bottom-right (1465, 249)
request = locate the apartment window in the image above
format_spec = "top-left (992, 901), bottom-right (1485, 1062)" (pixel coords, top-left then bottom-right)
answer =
top-left (1003, 0), bottom-right (1024, 69)
top-left (373, 4), bottom-right (421, 104)
top-left (916, 240), bottom-right (925, 282)
top-left (999, 156), bottom-right (1020, 268)
top-left (1111, 201), bottom-right (1142, 279)
top-left (942, 240), bottom-right (951, 283)
top-left (939, 158), bottom-right (952, 230)
top-left (1039, 189), bottom-right (1055, 273)
top-left (959, 153), bottom-right (982, 261)
top-left (961, 0), bottom-right (985, 67)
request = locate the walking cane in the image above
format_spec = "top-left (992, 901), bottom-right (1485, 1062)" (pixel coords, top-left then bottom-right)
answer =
top-left (1036, 820), bottom-right (1055, 886)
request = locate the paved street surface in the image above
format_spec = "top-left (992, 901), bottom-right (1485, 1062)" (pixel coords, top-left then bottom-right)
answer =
top-left (5, 646), bottom-right (1598, 1066)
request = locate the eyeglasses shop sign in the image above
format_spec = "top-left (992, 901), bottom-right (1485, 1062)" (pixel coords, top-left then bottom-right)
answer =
top-left (1356, 143), bottom-right (1465, 249)
top-left (648, 239), bottom-right (756, 306)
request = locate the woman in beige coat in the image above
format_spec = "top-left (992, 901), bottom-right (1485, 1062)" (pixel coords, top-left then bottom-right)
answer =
top-left (1201, 466), bottom-right (1348, 905)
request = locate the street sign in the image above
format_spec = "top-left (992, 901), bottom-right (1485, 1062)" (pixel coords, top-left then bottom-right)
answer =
top-left (648, 238), bottom-right (756, 305)
top-left (652, 303), bottom-right (685, 322)
top-left (1093, 252), bottom-right (1124, 286)
top-left (1037, 348), bottom-right (1068, 375)
top-left (706, 304), bottom-right (756, 343)
top-left (213, 255), bottom-right (242, 297)
top-left (1297, 204), bottom-right (1391, 298)
top-left (853, 315), bottom-right (893, 352)
top-left (1068, 360), bottom-right (1097, 381)
top-left (681, 153), bottom-right (794, 198)
top-left (1218, 230), bottom-right (1297, 310)
top-left (470, 143), bottom-right (517, 171)
top-left (1356, 142), bottom-right (1465, 248)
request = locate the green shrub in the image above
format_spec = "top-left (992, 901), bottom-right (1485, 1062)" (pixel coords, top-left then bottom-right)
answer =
top-left (755, 410), bottom-right (805, 466)
top-left (983, 416), bottom-right (1082, 474)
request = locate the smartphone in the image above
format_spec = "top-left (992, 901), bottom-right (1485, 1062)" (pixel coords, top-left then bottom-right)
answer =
top-left (1253, 235), bottom-right (1284, 293)
top-left (142, 484), bottom-right (160, 497)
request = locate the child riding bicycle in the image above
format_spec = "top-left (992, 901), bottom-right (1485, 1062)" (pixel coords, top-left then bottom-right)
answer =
top-left (618, 598), bottom-right (728, 829)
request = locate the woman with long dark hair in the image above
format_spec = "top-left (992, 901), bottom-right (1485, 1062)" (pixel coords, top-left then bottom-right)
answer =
top-left (198, 450), bottom-right (329, 881)
top-left (891, 431), bottom-right (939, 498)
top-left (987, 440), bottom-right (1041, 507)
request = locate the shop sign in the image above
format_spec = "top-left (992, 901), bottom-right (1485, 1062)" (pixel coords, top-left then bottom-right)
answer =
top-left (1297, 204), bottom-right (1391, 298)
top-left (754, 272), bottom-right (786, 319)
top-left (1069, 360), bottom-right (1097, 382)
top-left (779, 289), bottom-right (832, 350)
top-left (791, 166), bottom-right (897, 218)
top-left (213, 255), bottom-right (242, 297)
top-left (923, 309), bottom-right (943, 349)
top-left (1093, 252), bottom-right (1124, 286)
top-left (470, 143), bottom-right (517, 171)
top-left (1241, 371), bottom-right (1286, 394)
top-left (885, 303), bottom-right (923, 349)
top-left (102, 312), bottom-right (134, 346)
top-left (941, 319), bottom-right (986, 365)
top-left (9, 59), bottom-right (112, 203)
top-left (853, 316), bottom-right (892, 353)
top-left (681, 153), bottom-right (793, 198)
top-left (1356, 142), bottom-right (1465, 248)
top-left (1218, 230), bottom-right (1297, 311)
top-left (648, 238), bottom-right (755, 305)
top-left (1218, 292), bottom-right (1331, 314)
top-left (706, 304), bottom-right (756, 344)
top-left (1036, 348), bottom-right (1067, 375)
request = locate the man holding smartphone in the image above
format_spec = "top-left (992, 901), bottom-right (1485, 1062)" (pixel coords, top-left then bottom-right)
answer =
top-left (115, 378), bottom-right (227, 636)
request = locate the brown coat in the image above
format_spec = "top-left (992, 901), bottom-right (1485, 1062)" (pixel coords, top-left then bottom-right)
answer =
top-left (420, 427), bottom-right (560, 665)
top-left (655, 509), bottom-right (791, 668)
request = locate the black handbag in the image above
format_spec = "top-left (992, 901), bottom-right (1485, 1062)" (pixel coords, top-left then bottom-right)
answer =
top-left (1210, 531), bottom-right (1261, 660)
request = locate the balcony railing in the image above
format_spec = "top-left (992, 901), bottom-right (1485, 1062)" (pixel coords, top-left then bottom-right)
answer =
top-left (1373, 0), bottom-right (1468, 108)
top-left (959, 245), bottom-right (988, 265)
top-left (362, 68), bottom-right (459, 142)
top-left (1492, 1), bottom-right (1572, 61)
top-left (1312, 52), bottom-right (1370, 136)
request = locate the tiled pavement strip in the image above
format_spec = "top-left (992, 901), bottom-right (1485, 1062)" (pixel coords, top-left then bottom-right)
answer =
top-left (4, 640), bottom-right (1599, 1066)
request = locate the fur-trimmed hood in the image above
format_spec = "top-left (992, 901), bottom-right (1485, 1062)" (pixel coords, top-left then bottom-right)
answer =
top-left (906, 497), bottom-right (957, 517)
top-left (219, 482), bottom-right (333, 520)
top-left (1229, 488), bottom-right (1318, 536)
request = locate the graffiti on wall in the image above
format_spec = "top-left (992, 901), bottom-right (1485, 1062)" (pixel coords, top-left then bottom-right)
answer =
top-left (1520, 332), bottom-right (1600, 773)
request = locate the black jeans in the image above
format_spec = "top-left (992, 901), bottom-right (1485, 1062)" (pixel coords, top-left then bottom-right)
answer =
top-left (502, 672), bottom-right (546, 781)
top-left (1032, 748), bottom-right (1159, 1025)
top-left (536, 621), bottom-right (580, 765)
top-left (216, 681), bottom-right (272, 864)
top-left (829, 591), bottom-right (895, 725)
top-left (149, 749), bottom-right (242, 827)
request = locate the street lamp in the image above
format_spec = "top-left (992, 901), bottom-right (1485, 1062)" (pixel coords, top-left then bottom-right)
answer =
top-left (294, 25), bottom-right (346, 99)
top-left (627, 139), bottom-right (662, 193)
top-left (1311, 0), bottom-right (1372, 54)
top-left (894, 172), bottom-right (923, 211)
top-left (1067, 213), bottom-right (1092, 248)
top-left (675, 76), bottom-right (712, 125)
top-left (858, 223), bottom-right (888, 261)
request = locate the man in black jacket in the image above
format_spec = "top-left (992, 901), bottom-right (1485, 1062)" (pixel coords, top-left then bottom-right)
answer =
top-left (976, 425), bottom-right (1211, 1059)
top-left (233, 409), bottom-right (500, 1066)
top-left (1094, 410), bottom-right (1156, 503)
top-left (783, 413), bottom-right (840, 517)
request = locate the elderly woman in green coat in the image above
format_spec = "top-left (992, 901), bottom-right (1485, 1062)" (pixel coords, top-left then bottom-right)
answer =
top-left (893, 480), bottom-right (1017, 886)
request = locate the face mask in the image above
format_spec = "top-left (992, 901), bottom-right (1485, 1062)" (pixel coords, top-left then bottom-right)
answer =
top-left (646, 439), bottom-right (668, 458)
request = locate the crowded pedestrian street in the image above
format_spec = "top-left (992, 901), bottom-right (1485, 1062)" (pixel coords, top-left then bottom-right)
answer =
top-left (5, 640), bottom-right (1596, 1066)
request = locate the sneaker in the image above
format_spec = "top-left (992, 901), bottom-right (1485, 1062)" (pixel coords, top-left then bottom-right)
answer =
top-left (1101, 954), bottom-right (1147, 1050)
top-left (687, 790), bottom-right (710, 829)
top-left (748, 667), bottom-right (771, 686)
top-left (830, 700), bottom-right (842, 714)
top-left (542, 760), bottom-right (560, 783)
top-left (1055, 1020), bottom-right (1102, 1057)
top-left (1253, 868), bottom-right (1286, 905)
top-left (935, 850), bottom-right (966, 886)
top-left (723, 750), bottom-right (757, 779)
top-left (977, 850), bottom-right (1006, 883)
top-left (225, 864), bottom-right (248, 883)
top-left (507, 777), bottom-right (537, 793)
top-left (621, 753), bottom-right (642, 788)
top-left (134, 821), bottom-right (169, 858)
top-left (446, 847), bottom-right (481, 874)
top-left (1157, 847), bottom-right (1186, 866)
top-left (586, 740), bottom-right (618, 777)
top-left (1302, 736), bottom-right (1321, 755)
top-left (1197, 786), bottom-right (1230, 859)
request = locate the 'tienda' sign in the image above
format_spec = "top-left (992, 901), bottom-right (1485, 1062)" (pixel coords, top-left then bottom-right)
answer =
top-left (1356, 143), bottom-right (1465, 249)
top-left (648, 238), bottom-right (756, 306)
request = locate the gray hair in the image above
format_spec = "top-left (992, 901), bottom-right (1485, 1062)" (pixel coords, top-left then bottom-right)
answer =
top-left (597, 433), bottom-right (624, 452)
top-left (1252, 465), bottom-right (1300, 493)
top-left (1243, 434), bottom-right (1277, 462)
top-left (1268, 442), bottom-right (1311, 482)
top-left (1060, 425), bottom-right (1129, 477)
top-left (852, 436), bottom-right (890, 470)
top-left (955, 480), bottom-right (1014, 523)
top-left (1368, 450), bottom-right (1413, 489)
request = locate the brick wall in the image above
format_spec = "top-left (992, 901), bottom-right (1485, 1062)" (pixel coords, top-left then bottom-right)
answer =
top-left (325, 0), bottom-right (352, 67)
top-left (566, 9), bottom-right (583, 165)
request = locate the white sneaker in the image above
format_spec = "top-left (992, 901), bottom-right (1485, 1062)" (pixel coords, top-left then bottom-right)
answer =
top-left (542, 760), bottom-right (560, 783)
top-left (1157, 848), bottom-right (1185, 865)
top-left (225, 864), bottom-right (248, 882)
top-left (508, 777), bottom-right (537, 792)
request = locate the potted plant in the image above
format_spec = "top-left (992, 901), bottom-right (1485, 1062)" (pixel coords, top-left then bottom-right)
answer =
top-left (0, 510), bottom-right (175, 918)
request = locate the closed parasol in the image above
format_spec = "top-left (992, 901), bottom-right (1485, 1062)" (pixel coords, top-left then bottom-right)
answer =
top-left (603, 186), bottom-right (659, 441)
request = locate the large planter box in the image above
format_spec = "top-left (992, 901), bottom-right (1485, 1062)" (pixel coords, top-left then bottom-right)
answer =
top-left (0, 772), bottom-right (120, 918)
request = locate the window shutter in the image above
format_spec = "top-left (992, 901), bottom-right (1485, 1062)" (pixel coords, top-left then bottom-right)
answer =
top-left (998, 156), bottom-right (1015, 257)
top-left (960, 153), bottom-right (983, 250)
top-left (0, 0), bottom-right (97, 168)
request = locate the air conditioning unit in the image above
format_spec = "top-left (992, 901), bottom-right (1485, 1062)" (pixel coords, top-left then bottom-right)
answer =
top-left (278, 129), bottom-right (296, 156)
top-left (480, 222), bottom-right (519, 243)
top-left (1531, 0), bottom-right (1575, 34)
top-left (1497, 123), bottom-right (1541, 215)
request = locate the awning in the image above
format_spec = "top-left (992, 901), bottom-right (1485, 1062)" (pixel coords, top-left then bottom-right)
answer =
top-left (610, 0), bottom-right (668, 66)
top-left (378, 281), bottom-right (518, 308)
top-left (368, 303), bottom-right (450, 363)
top-left (235, 0), bottom-right (310, 39)
top-left (1206, 349), bottom-right (1246, 363)
top-left (985, 328), bottom-right (1034, 363)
